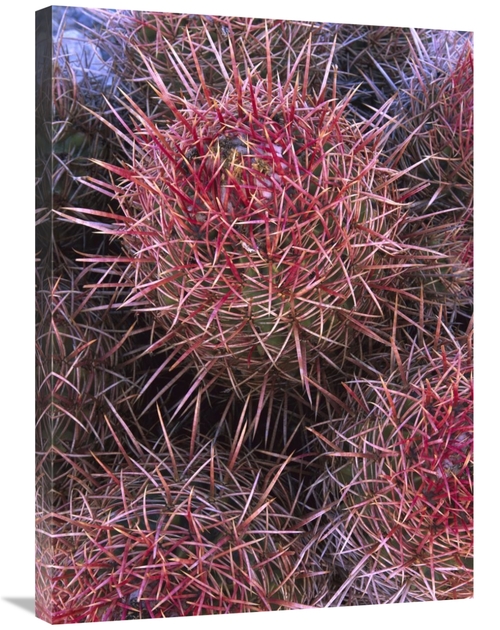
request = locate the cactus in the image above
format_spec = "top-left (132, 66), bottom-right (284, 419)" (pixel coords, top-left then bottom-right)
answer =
top-left (88, 10), bottom-right (343, 101)
top-left (60, 25), bottom-right (440, 403)
top-left (309, 330), bottom-right (473, 604)
top-left (35, 248), bottom-right (144, 511)
top-left (37, 11), bottom-right (474, 617)
top-left (36, 428), bottom-right (329, 622)
top-left (392, 29), bottom-right (473, 212)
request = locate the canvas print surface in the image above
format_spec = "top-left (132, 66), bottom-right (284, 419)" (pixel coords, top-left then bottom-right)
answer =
top-left (35, 5), bottom-right (473, 623)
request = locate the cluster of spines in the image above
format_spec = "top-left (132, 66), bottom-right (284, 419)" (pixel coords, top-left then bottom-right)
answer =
top-left (37, 10), bottom-right (473, 618)
top-left (306, 326), bottom-right (473, 604)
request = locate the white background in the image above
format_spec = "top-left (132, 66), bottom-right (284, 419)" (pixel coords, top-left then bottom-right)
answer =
top-left (1, 1), bottom-right (495, 628)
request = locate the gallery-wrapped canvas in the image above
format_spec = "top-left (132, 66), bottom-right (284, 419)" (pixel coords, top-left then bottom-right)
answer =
top-left (35, 5), bottom-right (473, 624)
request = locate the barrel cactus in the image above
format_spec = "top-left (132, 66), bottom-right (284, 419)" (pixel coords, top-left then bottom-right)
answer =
top-left (64, 31), bottom-right (435, 401)
top-left (35, 247), bottom-right (145, 516)
top-left (309, 331), bottom-right (473, 604)
top-left (36, 9), bottom-right (475, 620)
top-left (393, 29), bottom-right (473, 211)
top-left (89, 10), bottom-right (342, 100)
top-left (36, 433), bottom-right (328, 622)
